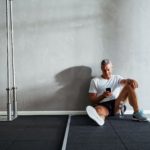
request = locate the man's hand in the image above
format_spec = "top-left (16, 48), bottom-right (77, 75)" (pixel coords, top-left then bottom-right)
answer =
top-left (103, 91), bottom-right (112, 98)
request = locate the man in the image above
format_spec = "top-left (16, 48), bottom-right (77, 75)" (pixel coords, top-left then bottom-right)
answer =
top-left (86, 59), bottom-right (148, 126)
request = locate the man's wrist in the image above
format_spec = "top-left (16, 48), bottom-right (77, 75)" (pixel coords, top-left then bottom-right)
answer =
top-left (98, 94), bottom-right (105, 102)
top-left (102, 94), bottom-right (106, 99)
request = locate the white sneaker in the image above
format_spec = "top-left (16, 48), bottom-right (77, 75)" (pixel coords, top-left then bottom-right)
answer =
top-left (86, 105), bottom-right (105, 126)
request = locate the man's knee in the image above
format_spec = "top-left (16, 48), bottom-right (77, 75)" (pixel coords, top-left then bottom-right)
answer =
top-left (124, 84), bottom-right (136, 91)
top-left (95, 106), bottom-right (109, 116)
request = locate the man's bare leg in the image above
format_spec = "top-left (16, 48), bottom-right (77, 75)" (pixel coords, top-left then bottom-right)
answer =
top-left (115, 84), bottom-right (139, 114)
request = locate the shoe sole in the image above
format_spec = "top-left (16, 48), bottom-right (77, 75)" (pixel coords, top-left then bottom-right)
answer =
top-left (132, 117), bottom-right (149, 122)
top-left (86, 106), bottom-right (104, 126)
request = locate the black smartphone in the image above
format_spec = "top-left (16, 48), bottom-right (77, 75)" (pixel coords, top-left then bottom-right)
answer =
top-left (106, 88), bottom-right (111, 92)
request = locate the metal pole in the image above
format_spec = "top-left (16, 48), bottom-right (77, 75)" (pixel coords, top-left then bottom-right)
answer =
top-left (61, 115), bottom-right (71, 150)
top-left (6, 0), bottom-right (12, 121)
top-left (9, 0), bottom-right (17, 118)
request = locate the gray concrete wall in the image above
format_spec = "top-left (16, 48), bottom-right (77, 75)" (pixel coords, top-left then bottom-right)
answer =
top-left (0, 0), bottom-right (150, 111)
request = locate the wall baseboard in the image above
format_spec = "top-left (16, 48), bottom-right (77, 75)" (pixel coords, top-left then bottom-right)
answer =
top-left (0, 110), bottom-right (150, 116)
top-left (0, 111), bottom-right (86, 116)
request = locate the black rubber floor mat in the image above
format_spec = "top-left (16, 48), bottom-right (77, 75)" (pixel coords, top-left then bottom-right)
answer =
top-left (66, 115), bottom-right (150, 150)
top-left (0, 115), bottom-right (68, 150)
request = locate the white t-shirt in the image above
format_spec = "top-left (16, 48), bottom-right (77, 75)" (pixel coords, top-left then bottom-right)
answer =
top-left (89, 75), bottom-right (124, 103)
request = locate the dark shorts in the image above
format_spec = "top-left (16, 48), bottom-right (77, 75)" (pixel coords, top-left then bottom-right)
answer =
top-left (94, 100), bottom-right (116, 116)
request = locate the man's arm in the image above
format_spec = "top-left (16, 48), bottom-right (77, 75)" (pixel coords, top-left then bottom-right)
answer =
top-left (88, 93), bottom-right (105, 105)
top-left (89, 92), bottom-right (112, 105)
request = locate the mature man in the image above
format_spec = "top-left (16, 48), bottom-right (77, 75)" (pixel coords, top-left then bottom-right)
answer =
top-left (86, 59), bottom-right (147, 126)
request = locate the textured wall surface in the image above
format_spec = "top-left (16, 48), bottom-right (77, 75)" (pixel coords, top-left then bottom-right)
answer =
top-left (0, 0), bottom-right (150, 111)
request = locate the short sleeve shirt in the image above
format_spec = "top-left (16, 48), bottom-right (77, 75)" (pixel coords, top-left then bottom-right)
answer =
top-left (89, 75), bottom-right (124, 103)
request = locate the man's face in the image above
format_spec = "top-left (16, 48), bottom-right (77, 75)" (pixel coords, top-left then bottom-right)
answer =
top-left (101, 63), bottom-right (112, 79)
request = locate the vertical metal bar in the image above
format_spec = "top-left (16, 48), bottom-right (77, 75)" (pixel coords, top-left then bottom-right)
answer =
top-left (9, 0), bottom-right (17, 118)
top-left (6, 0), bottom-right (12, 121)
top-left (61, 115), bottom-right (71, 150)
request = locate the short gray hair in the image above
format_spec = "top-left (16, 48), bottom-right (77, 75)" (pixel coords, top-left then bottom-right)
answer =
top-left (101, 59), bottom-right (111, 66)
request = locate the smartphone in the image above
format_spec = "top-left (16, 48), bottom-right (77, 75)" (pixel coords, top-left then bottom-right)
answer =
top-left (106, 88), bottom-right (111, 92)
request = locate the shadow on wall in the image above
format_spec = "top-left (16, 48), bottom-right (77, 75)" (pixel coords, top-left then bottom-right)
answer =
top-left (18, 65), bottom-right (93, 111)
top-left (50, 66), bottom-right (92, 110)
top-left (18, 66), bottom-right (92, 111)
